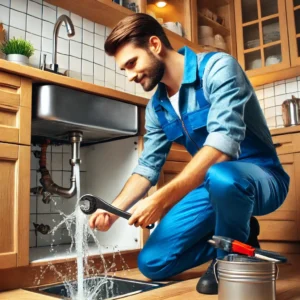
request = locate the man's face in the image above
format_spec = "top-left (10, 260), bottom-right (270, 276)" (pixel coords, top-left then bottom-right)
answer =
top-left (115, 43), bottom-right (165, 92)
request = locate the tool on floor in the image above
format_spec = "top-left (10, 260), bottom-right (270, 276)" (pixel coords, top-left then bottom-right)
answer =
top-left (208, 235), bottom-right (287, 263)
top-left (79, 194), bottom-right (155, 229)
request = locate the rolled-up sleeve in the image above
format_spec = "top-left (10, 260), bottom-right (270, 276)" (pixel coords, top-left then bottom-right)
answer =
top-left (132, 100), bottom-right (172, 186)
top-left (203, 54), bottom-right (253, 159)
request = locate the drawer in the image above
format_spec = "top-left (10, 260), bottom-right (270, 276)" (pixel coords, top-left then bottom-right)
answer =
top-left (167, 143), bottom-right (192, 162)
top-left (272, 133), bottom-right (300, 155)
top-left (0, 73), bottom-right (32, 145)
top-left (0, 104), bottom-right (31, 145)
top-left (258, 220), bottom-right (298, 241)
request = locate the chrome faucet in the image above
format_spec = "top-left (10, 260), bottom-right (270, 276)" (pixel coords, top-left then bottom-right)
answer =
top-left (41, 14), bottom-right (75, 73)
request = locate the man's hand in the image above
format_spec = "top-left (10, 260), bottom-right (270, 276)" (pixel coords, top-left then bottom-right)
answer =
top-left (128, 196), bottom-right (165, 229)
top-left (89, 209), bottom-right (118, 231)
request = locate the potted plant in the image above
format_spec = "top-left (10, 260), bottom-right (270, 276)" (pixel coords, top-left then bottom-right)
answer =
top-left (0, 37), bottom-right (34, 66)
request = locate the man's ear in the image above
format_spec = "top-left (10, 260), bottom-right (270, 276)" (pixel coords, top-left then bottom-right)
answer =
top-left (148, 36), bottom-right (162, 55)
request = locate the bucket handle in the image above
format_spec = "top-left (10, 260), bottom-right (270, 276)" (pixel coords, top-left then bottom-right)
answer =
top-left (213, 261), bottom-right (280, 283)
top-left (213, 260), bottom-right (219, 284)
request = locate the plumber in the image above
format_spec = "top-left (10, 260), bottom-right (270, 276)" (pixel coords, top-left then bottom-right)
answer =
top-left (89, 13), bottom-right (289, 295)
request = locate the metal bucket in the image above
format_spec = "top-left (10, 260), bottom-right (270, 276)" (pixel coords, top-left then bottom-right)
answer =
top-left (216, 255), bottom-right (278, 300)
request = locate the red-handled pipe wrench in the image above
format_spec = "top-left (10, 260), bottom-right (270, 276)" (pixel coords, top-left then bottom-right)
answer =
top-left (208, 236), bottom-right (287, 263)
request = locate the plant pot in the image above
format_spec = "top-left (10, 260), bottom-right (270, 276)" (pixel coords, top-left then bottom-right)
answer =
top-left (6, 54), bottom-right (29, 66)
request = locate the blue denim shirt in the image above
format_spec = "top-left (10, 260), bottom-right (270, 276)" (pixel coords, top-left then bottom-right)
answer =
top-left (133, 47), bottom-right (275, 186)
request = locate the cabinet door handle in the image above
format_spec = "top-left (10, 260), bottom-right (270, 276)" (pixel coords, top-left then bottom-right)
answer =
top-left (273, 143), bottom-right (282, 148)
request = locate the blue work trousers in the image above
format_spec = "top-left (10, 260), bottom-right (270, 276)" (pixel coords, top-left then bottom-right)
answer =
top-left (138, 158), bottom-right (289, 280)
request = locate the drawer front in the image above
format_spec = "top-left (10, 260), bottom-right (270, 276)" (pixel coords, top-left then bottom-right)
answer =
top-left (167, 143), bottom-right (192, 162)
top-left (0, 73), bottom-right (31, 145)
top-left (272, 133), bottom-right (300, 155)
top-left (258, 220), bottom-right (298, 241)
top-left (0, 105), bottom-right (31, 145)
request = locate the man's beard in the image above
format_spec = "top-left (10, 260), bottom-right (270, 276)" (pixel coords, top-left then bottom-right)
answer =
top-left (140, 52), bottom-right (165, 92)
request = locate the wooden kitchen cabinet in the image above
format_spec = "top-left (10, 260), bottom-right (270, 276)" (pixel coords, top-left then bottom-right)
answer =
top-left (235, 0), bottom-right (290, 77)
top-left (0, 143), bottom-right (30, 269)
top-left (191, 0), bottom-right (237, 56)
top-left (286, 0), bottom-right (300, 67)
top-left (0, 71), bottom-right (32, 269)
top-left (257, 153), bottom-right (298, 241)
top-left (257, 130), bottom-right (300, 242)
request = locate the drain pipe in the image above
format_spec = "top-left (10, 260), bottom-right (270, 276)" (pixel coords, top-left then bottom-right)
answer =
top-left (39, 131), bottom-right (82, 198)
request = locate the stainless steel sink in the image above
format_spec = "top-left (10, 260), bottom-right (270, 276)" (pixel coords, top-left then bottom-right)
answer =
top-left (31, 85), bottom-right (138, 143)
top-left (37, 275), bottom-right (169, 299)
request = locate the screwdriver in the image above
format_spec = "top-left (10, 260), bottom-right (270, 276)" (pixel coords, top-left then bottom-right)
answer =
top-left (208, 235), bottom-right (287, 263)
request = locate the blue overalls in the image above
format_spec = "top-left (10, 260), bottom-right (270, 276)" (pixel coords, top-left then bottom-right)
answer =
top-left (137, 52), bottom-right (290, 281)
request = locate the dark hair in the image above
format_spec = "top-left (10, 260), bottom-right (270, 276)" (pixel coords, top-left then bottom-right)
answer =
top-left (105, 13), bottom-right (173, 56)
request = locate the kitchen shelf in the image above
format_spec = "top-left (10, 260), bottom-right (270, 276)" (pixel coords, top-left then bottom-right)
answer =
top-left (198, 13), bottom-right (230, 36)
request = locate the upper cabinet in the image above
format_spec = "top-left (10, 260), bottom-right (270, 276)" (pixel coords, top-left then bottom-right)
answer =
top-left (235, 0), bottom-right (290, 77)
top-left (286, 0), bottom-right (300, 67)
top-left (46, 0), bottom-right (237, 56)
top-left (191, 0), bottom-right (237, 57)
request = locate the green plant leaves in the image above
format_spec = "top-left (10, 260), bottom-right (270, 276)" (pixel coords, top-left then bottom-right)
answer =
top-left (0, 37), bottom-right (35, 58)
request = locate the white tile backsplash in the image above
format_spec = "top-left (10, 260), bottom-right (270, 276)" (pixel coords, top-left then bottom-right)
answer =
top-left (70, 12), bottom-right (82, 28)
top-left (0, 5), bottom-right (10, 25)
top-left (57, 7), bottom-right (69, 18)
top-left (255, 77), bottom-right (300, 128)
top-left (94, 33), bottom-right (104, 50)
top-left (42, 37), bottom-right (52, 52)
top-left (95, 23), bottom-right (105, 36)
top-left (83, 29), bottom-right (94, 46)
top-left (42, 20), bottom-right (54, 38)
top-left (94, 48), bottom-right (104, 66)
top-left (57, 37), bottom-right (69, 55)
top-left (69, 56), bottom-right (81, 73)
top-left (10, 9), bottom-right (26, 30)
top-left (275, 84), bottom-right (285, 96)
top-left (94, 63), bottom-right (104, 81)
top-left (83, 18), bottom-right (94, 32)
top-left (286, 81), bottom-right (298, 93)
top-left (11, 0), bottom-right (27, 13)
top-left (70, 40), bottom-right (81, 58)
top-left (0, 0), bottom-right (9, 6)
top-left (27, 15), bottom-right (42, 35)
top-left (82, 44), bottom-right (93, 62)
top-left (26, 32), bottom-right (41, 50)
top-left (9, 26), bottom-right (25, 39)
top-left (42, 5), bottom-right (56, 23)
top-left (28, 1), bottom-right (42, 18)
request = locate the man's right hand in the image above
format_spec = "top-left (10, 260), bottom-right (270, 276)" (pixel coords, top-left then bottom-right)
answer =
top-left (89, 209), bottom-right (118, 231)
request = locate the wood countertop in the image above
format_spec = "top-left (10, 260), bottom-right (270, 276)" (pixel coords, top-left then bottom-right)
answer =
top-left (270, 125), bottom-right (300, 136)
top-left (0, 59), bottom-right (148, 107)
top-left (0, 289), bottom-right (57, 299)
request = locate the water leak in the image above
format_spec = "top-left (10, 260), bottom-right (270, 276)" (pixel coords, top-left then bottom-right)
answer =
top-left (35, 163), bottom-right (131, 299)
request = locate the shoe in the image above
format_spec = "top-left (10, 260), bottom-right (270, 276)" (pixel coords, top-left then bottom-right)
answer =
top-left (246, 216), bottom-right (260, 248)
top-left (196, 217), bottom-right (261, 295)
top-left (196, 258), bottom-right (218, 295)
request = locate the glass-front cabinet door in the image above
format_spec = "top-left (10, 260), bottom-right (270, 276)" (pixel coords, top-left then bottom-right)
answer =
top-left (286, 0), bottom-right (300, 66)
top-left (235, 0), bottom-right (290, 76)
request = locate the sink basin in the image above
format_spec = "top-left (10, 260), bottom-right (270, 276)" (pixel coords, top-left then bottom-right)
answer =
top-left (31, 85), bottom-right (138, 143)
top-left (38, 275), bottom-right (169, 299)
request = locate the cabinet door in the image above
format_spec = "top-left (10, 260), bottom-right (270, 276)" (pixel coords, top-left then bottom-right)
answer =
top-left (286, 0), bottom-right (300, 66)
top-left (235, 0), bottom-right (290, 76)
top-left (257, 154), bottom-right (298, 241)
top-left (0, 143), bottom-right (30, 269)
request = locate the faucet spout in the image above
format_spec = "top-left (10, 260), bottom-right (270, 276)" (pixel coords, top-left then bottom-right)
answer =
top-left (51, 14), bottom-right (75, 72)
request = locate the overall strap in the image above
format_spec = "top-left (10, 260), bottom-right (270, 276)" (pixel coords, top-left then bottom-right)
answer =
top-left (196, 52), bottom-right (218, 108)
top-left (153, 99), bottom-right (169, 127)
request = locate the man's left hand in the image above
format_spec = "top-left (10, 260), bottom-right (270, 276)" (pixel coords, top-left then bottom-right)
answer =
top-left (128, 196), bottom-right (165, 229)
